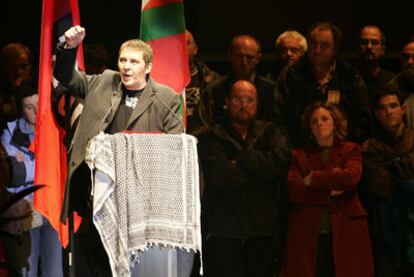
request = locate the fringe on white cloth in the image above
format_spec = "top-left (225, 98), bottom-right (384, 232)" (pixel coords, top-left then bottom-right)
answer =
top-left (85, 132), bottom-right (202, 277)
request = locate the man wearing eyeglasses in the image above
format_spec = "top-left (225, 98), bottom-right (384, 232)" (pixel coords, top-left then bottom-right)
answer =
top-left (198, 79), bottom-right (291, 277)
top-left (355, 25), bottom-right (395, 106)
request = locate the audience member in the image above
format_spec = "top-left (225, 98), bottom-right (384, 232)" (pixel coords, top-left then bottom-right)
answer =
top-left (0, 43), bottom-right (33, 130)
top-left (281, 102), bottom-right (373, 277)
top-left (185, 30), bottom-right (219, 133)
top-left (267, 30), bottom-right (307, 80)
top-left (355, 25), bottom-right (395, 105)
top-left (198, 80), bottom-right (290, 276)
top-left (273, 22), bottom-right (372, 146)
top-left (196, 34), bottom-right (274, 132)
top-left (362, 87), bottom-right (414, 276)
top-left (1, 80), bottom-right (63, 276)
top-left (389, 40), bottom-right (414, 129)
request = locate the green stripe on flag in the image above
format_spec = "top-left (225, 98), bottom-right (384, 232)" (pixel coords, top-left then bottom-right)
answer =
top-left (140, 3), bottom-right (185, 41)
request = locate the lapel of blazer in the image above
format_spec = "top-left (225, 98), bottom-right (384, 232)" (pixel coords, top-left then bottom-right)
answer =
top-left (125, 78), bottom-right (155, 128)
top-left (99, 79), bottom-right (123, 131)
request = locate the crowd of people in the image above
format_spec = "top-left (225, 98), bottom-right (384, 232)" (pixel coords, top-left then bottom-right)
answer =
top-left (0, 21), bottom-right (413, 277)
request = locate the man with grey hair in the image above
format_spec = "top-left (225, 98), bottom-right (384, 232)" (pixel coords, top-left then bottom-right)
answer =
top-left (54, 25), bottom-right (185, 276)
top-left (275, 30), bottom-right (307, 68)
top-left (266, 30), bottom-right (307, 81)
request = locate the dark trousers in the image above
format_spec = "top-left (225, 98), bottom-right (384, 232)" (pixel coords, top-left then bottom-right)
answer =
top-left (72, 214), bottom-right (111, 277)
top-left (203, 237), bottom-right (275, 277)
top-left (315, 234), bottom-right (335, 277)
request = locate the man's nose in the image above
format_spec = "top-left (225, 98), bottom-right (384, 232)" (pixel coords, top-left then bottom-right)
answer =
top-left (385, 107), bottom-right (394, 115)
top-left (123, 61), bottom-right (131, 69)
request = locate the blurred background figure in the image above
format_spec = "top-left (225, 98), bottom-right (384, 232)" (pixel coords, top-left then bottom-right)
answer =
top-left (389, 40), bottom-right (414, 129)
top-left (83, 43), bottom-right (110, 74)
top-left (185, 30), bottom-right (219, 133)
top-left (0, 43), bottom-right (33, 130)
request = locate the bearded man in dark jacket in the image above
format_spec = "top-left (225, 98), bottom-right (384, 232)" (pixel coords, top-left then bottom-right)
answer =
top-left (198, 80), bottom-right (291, 277)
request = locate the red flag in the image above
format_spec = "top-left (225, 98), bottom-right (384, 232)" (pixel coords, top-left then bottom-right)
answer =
top-left (34, 0), bottom-right (83, 247)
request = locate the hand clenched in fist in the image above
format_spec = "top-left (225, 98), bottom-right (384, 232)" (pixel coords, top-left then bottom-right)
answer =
top-left (64, 25), bottom-right (86, 49)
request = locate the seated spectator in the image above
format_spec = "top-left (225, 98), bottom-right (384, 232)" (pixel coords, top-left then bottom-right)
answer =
top-left (281, 102), bottom-right (374, 277)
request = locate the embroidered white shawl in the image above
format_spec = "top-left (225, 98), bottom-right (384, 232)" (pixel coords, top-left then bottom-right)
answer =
top-left (85, 132), bottom-right (201, 277)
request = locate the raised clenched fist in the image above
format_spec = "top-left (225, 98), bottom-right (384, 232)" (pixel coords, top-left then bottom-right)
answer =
top-left (64, 25), bottom-right (86, 49)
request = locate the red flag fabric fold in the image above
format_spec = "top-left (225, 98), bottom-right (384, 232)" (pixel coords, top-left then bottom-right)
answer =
top-left (34, 0), bottom-right (82, 247)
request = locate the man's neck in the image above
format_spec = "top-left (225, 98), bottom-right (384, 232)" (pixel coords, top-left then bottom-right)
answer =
top-left (358, 60), bottom-right (381, 77)
top-left (312, 63), bottom-right (332, 81)
top-left (389, 122), bottom-right (405, 138)
top-left (234, 72), bottom-right (255, 82)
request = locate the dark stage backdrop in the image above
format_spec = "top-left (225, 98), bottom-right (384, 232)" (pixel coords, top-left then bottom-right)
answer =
top-left (1, 0), bottom-right (413, 74)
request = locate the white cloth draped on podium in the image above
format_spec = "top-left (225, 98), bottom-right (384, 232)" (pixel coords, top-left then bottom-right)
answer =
top-left (85, 132), bottom-right (202, 277)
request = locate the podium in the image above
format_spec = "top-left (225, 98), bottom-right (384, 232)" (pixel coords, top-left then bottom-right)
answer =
top-left (85, 132), bottom-right (202, 277)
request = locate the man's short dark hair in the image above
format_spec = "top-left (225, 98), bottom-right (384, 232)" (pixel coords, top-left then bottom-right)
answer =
top-left (372, 85), bottom-right (403, 109)
top-left (359, 25), bottom-right (386, 45)
top-left (15, 78), bottom-right (37, 111)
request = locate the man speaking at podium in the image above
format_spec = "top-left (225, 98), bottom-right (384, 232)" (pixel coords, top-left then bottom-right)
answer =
top-left (54, 26), bottom-right (185, 276)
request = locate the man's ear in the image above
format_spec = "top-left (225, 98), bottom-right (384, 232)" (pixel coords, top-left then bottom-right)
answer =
top-left (145, 62), bottom-right (153, 74)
